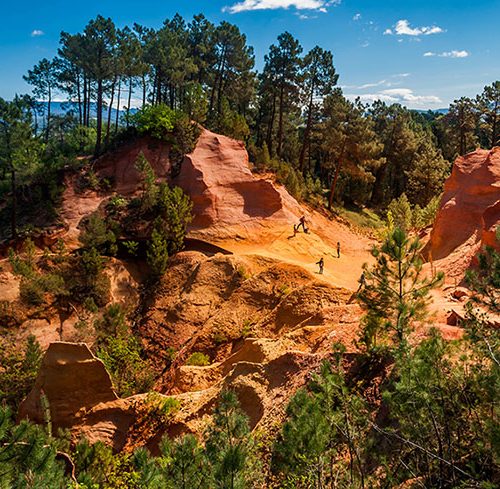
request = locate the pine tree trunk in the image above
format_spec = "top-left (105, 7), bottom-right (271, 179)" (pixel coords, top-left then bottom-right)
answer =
top-left (115, 79), bottom-right (121, 134)
top-left (127, 77), bottom-right (133, 127)
top-left (82, 76), bottom-right (87, 126)
top-left (46, 86), bottom-right (52, 143)
top-left (277, 85), bottom-right (284, 158)
top-left (76, 73), bottom-right (82, 126)
top-left (299, 87), bottom-right (315, 171)
top-left (95, 79), bottom-right (103, 157)
top-left (10, 168), bottom-right (17, 238)
top-left (105, 77), bottom-right (116, 145)
top-left (142, 74), bottom-right (146, 108)
top-left (266, 92), bottom-right (276, 156)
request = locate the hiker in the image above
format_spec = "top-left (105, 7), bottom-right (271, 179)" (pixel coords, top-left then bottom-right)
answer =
top-left (357, 271), bottom-right (366, 292)
top-left (297, 215), bottom-right (307, 232)
top-left (316, 257), bottom-right (324, 274)
top-left (337, 241), bottom-right (341, 258)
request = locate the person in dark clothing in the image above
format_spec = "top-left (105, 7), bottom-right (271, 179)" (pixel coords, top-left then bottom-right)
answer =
top-left (297, 215), bottom-right (307, 232)
top-left (356, 271), bottom-right (366, 292)
top-left (337, 241), bottom-right (341, 258)
top-left (316, 257), bottom-right (324, 274)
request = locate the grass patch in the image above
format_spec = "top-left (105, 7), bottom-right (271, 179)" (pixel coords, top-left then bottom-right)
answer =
top-left (336, 206), bottom-right (384, 231)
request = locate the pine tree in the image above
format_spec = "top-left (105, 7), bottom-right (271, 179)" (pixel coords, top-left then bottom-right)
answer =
top-left (0, 407), bottom-right (69, 488)
top-left (23, 58), bottom-right (60, 141)
top-left (274, 351), bottom-right (369, 488)
top-left (158, 434), bottom-right (211, 489)
top-left (147, 226), bottom-right (169, 278)
top-left (263, 32), bottom-right (302, 159)
top-left (205, 391), bottom-right (255, 489)
top-left (358, 228), bottom-right (444, 351)
top-left (135, 152), bottom-right (158, 212)
top-left (321, 89), bottom-right (383, 208)
top-left (298, 46), bottom-right (338, 172)
top-left (476, 81), bottom-right (500, 149)
top-left (156, 183), bottom-right (193, 254)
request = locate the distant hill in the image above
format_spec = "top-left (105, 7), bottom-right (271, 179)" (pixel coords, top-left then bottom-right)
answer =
top-left (34, 101), bottom-right (138, 124)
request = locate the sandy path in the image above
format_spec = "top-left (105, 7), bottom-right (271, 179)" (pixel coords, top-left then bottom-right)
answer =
top-left (215, 211), bottom-right (376, 291)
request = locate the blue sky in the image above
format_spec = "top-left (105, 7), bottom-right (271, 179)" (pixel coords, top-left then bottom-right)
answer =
top-left (1, 0), bottom-right (499, 109)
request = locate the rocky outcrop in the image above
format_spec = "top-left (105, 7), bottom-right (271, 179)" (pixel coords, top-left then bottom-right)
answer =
top-left (18, 343), bottom-right (118, 430)
top-left (425, 147), bottom-right (500, 279)
top-left (95, 136), bottom-right (171, 196)
top-left (174, 128), bottom-right (302, 237)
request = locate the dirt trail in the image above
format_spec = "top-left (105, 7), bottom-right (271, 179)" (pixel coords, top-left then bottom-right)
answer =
top-left (213, 210), bottom-right (376, 291)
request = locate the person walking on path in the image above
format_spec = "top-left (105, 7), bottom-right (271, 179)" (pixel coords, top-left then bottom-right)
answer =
top-left (337, 241), bottom-right (341, 258)
top-left (356, 271), bottom-right (366, 293)
top-left (297, 215), bottom-right (307, 232)
top-left (316, 257), bottom-right (324, 274)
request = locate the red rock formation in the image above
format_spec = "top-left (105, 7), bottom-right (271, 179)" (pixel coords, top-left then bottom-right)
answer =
top-left (425, 147), bottom-right (500, 279)
top-left (174, 128), bottom-right (301, 236)
top-left (18, 343), bottom-right (117, 430)
top-left (95, 136), bottom-right (171, 195)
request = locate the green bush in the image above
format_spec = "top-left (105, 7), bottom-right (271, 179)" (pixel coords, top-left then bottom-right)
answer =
top-left (80, 213), bottom-right (118, 254)
top-left (186, 352), bottom-right (210, 367)
top-left (0, 335), bottom-right (42, 411)
top-left (131, 104), bottom-right (177, 140)
top-left (97, 333), bottom-right (154, 397)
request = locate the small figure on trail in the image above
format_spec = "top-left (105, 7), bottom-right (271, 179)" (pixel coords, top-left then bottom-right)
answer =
top-left (357, 271), bottom-right (366, 292)
top-left (337, 241), bottom-right (341, 258)
top-left (297, 215), bottom-right (307, 232)
top-left (316, 257), bottom-right (324, 274)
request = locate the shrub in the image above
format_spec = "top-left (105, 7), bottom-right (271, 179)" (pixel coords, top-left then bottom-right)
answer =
top-left (19, 272), bottom-right (66, 306)
top-left (156, 184), bottom-right (193, 254)
top-left (80, 213), bottom-right (117, 254)
top-left (0, 335), bottom-right (42, 411)
top-left (131, 104), bottom-right (177, 140)
top-left (186, 352), bottom-right (210, 367)
top-left (97, 333), bottom-right (154, 397)
top-left (147, 227), bottom-right (169, 278)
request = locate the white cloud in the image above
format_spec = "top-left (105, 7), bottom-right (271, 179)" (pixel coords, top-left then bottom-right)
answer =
top-left (223, 0), bottom-right (340, 14)
top-left (353, 13), bottom-right (361, 21)
top-left (296, 12), bottom-right (318, 19)
top-left (31, 29), bottom-right (44, 37)
top-left (361, 41), bottom-right (370, 48)
top-left (424, 50), bottom-right (469, 58)
top-left (345, 87), bottom-right (442, 109)
top-left (384, 19), bottom-right (444, 37)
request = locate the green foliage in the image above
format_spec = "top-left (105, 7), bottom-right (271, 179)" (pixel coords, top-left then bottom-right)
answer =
top-left (19, 272), bottom-right (66, 306)
top-left (379, 329), bottom-right (498, 485)
top-left (74, 439), bottom-right (140, 488)
top-left (135, 152), bottom-right (158, 212)
top-left (358, 228), bottom-right (444, 351)
top-left (186, 352), bottom-right (211, 366)
top-left (205, 390), bottom-right (258, 489)
top-left (8, 239), bottom-right (36, 278)
top-left (156, 434), bottom-right (211, 489)
top-left (122, 240), bottom-right (139, 257)
top-left (387, 193), bottom-right (412, 234)
top-left (131, 104), bottom-right (177, 139)
top-left (155, 183), bottom-right (193, 254)
top-left (146, 227), bottom-right (169, 278)
top-left (0, 335), bottom-right (42, 411)
top-left (274, 354), bottom-right (369, 488)
top-left (97, 332), bottom-right (154, 398)
top-left (80, 213), bottom-right (118, 255)
top-left (0, 406), bottom-right (68, 488)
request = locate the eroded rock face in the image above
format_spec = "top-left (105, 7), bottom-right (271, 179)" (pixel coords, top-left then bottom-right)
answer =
top-left (174, 128), bottom-right (301, 236)
top-left (18, 343), bottom-right (117, 430)
top-left (425, 147), bottom-right (500, 278)
top-left (95, 136), bottom-right (171, 196)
